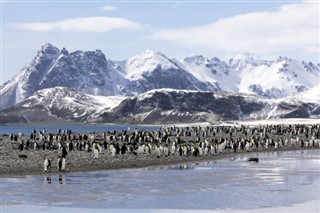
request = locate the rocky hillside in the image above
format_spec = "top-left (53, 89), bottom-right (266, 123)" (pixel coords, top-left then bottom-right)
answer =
top-left (1, 87), bottom-right (319, 124)
top-left (1, 43), bottom-right (319, 111)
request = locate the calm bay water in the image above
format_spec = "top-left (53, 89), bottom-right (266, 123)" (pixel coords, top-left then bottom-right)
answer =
top-left (0, 124), bottom-right (160, 135)
top-left (1, 150), bottom-right (320, 211)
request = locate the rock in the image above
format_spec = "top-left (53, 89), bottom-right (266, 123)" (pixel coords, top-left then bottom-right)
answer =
top-left (18, 154), bottom-right (28, 159)
top-left (248, 157), bottom-right (259, 162)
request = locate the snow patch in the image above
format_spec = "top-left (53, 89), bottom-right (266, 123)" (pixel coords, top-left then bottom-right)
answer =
top-left (125, 49), bottom-right (180, 80)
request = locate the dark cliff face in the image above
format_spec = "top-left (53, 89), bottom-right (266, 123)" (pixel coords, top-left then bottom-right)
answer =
top-left (22, 43), bottom-right (61, 96)
top-left (36, 49), bottom-right (127, 96)
top-left (0, 88), bottom-right (319, 125)
top-left (0, 44), bottom-right (128, 110)
top-left (98, 91), bottom-right (265, 123)
top-left (0, 44), bottom-right (60, 110)
top-left (278, 102), bottom-right (319, 118)
top-left (140, 66), bottom-right (210, 91)
top-left (98, 90), bottom-right (319, 124)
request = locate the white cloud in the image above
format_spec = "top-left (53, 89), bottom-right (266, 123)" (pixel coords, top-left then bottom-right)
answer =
top-left (149, 2), bottom-right (319, 55)
top-left (11, 16), bottom-right (142, 32)
top-left (101, 5), bottom-right (117, 12)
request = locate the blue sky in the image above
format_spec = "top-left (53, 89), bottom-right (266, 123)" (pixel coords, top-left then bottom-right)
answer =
top-left (1, 0), bottom-right (319, 83)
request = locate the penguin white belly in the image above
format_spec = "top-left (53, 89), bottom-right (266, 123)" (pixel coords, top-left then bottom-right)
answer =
top-left (155, 147), bottom-right (160, 157)
top-left (111, 147), bottom-right (116, 157)
top-left (198, 147), bottom-right (203, 156)
top-left (44, 159), bottom-right (49, 172)
top-left (61, 158), bottom-right (66, 171)
top-left (94, 149), bottom-right (99, 159)
top-left (245, 143), bottom-right (250, 151)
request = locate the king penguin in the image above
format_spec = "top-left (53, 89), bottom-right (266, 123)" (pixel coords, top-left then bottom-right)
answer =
top-left (44, 158), bottom-right (51, 172)
top-left (57, 156), bottom-right (63, 171)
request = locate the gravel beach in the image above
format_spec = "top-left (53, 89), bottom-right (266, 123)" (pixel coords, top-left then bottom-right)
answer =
top-left (1, 124), bottom-right (319, 178)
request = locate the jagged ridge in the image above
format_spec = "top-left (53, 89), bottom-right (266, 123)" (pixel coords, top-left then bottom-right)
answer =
top-left (1, 43), bottom-right (319, 111)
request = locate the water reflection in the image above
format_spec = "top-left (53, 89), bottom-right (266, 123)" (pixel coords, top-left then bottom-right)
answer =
top-left (58, 175), bottom-right (65, 184)
top-left (44, 176), bottom-right (52, 184)
top-left (147, 164), bottom-right (194, 170)
top-left (2, 150), bottom-right (319, 210)
top-left (146, 161), bottom-right (219, 171)
top-left (43, 175), bottom-right (65, 184)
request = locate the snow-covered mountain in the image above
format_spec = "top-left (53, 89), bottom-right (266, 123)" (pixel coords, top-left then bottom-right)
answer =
top-left (180, 55), bottom-right (238, 92)
top-left (0, 87), bottom-right (126, 123)
top-left (122, 49), bottom-right (211, 93)
top-left (0, 43), bottom-right (319, 113)
top-left (0, 43), bottom-right (129, 110)
top-left (1, 87), bottom-right (319, 124)
top-left (290, 84), bottom-right (320, 103)
top-left (232, 54), bottom-right (320, 98)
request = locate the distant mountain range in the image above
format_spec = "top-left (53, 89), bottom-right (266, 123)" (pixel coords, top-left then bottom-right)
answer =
top-left (0, 43), bottom-right (319, 124)
top-left (1, 86), bottom-right (319, 124)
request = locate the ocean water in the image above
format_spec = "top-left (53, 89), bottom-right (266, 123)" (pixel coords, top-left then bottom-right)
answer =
top-left (0, 124), bottom-right (160, 135)
top-left (1, 149), bottom-right (320, 212)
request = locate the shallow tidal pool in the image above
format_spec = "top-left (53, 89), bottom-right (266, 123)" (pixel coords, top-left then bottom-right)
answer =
top-left (1, 149), bottom-right (320, 212)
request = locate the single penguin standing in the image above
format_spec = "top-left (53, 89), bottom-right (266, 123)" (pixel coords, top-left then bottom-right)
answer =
top-left (93, 148), bottom-right (99, 159)
top-left (19, 141), bottom-right (24, 151)
top-left (60, 146), bottom-right (68, 171)
top-left (44, 158), bottom-right (51, 172)
top-left (62, 146), bottom-right (68, 158)
top-left (61, 157), bottom-right (66, 171)
top-left (57, 156), bottom-right (63, 171)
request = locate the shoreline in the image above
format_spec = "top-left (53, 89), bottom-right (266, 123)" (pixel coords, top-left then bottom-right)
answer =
top-left (1, 118), bottom-right (320, 137)
top-left (2, 147), bottom-right (319, 213)
top-left (3, 198), bottom-right (320, 213)
top-left (1, 147), bottom-right (318, 178)
top-left (2, 122), bottom-right (319, 178)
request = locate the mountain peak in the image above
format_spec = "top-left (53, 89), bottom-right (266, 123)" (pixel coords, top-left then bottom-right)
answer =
top-left (232, 52), bottom-right (257, 61)
top-left (183, 54), bottom-right (208, 65)
top-left (41, 42), bottom-right (59, 51)
top-left (137, 49), bottom-right (169, 59)
top-left (143, 48), bottom-right (157, 54)
top-left (42, 42), bottom-right (56, 49)
top-left (81, 49), bottom-right (107, 61)
top-left (125, 49), bottom-right (180, 80)
top-left (276, 56), bottom-right (293, 63)
top-left (60, 47), bottom-right (69, 55)
top-left (129, 49), bottom-right (170, 64)
top-left (38, 43), bottom-right (60, 56)
top-left (229, 52), bottom-right (263, 70)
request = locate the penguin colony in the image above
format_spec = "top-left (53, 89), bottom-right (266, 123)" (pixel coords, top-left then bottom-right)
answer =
top-left (9, 124), bottom-right (320, 173)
